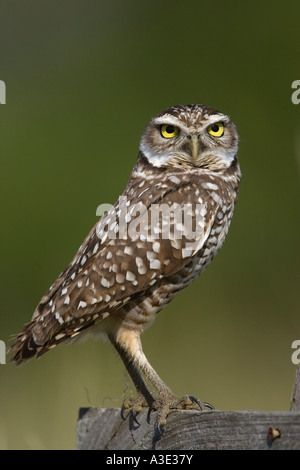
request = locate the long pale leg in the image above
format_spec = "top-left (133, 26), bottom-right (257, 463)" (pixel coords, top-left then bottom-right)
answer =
top-left (110, 329), bottom-right (210, 429)
top-left (109, 335), bottom-right (154, 410)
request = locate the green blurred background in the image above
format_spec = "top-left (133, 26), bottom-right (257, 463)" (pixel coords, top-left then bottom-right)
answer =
top-left (0, 0), bottom-right (299, 449)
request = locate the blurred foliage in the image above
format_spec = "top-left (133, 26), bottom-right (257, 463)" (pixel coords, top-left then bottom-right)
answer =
top-left (0, 0), bottom-right (299, 449)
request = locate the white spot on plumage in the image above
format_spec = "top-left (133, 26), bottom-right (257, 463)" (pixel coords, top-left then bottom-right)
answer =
top-left (64, 295), bottom-right (70, 305)
top-left (124, 246), bottom-right (133, 256)
top-left (203, 248), bottom-right (211, 257)
top-left (101, 278), bottom-right (110, 288)
top-left (135, 257), bottom-right (144, 267)
top-left (146, 251), bottom-right (156, 260)
top-left (71, 331), bottom-right (81, 338)
top-left (55, 332), bottom-right (66, 340)
top-left (55, 312), bottom-right (64, 325)
top-left (101, 232), bottom-right (108, 244)
top-left (112, 264), bottom-right (118, 273)
top-left (77, 300), bottom-right (87, 309)
top-left (152, 241), bottom-right (160, 253)
top-left (150, 259), bottom-right (161, 270)
top-left (206, 182), bottom-right (219, 191)
top-left (138, 265), bottom-right (147, 275)
top-left (126, 271), bottom-right (136, 282)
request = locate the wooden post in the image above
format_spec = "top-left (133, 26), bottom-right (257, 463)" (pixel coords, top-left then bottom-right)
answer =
top-left (76, 366), bottom-right (300, 450)
top-left (290, 364), bottom-right (300, 411)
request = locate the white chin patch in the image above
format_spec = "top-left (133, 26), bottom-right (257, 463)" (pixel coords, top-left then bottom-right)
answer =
top-left (140, 142), bottom-right (169, 167)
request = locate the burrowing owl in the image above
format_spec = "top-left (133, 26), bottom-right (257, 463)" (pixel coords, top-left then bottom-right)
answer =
top-left (11, 104), bottom-right (241, 430)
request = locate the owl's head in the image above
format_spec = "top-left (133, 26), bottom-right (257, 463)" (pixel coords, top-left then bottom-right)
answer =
top-left (140, 104), bottom-right (238, 171)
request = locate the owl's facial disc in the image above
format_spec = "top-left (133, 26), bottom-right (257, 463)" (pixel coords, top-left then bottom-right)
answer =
top-left (140, 105), bottom-right (238, 170)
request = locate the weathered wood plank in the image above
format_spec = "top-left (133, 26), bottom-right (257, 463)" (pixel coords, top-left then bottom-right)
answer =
top-left (76, 408), bottom-right (300, 450)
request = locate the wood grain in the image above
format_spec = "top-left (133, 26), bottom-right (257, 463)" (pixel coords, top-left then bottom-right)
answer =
top-left (76, 407), bottom-right (300, 450)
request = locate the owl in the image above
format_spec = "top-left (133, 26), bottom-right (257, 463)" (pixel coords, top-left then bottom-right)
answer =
top-left (11, 104), bottom-right (241, 432)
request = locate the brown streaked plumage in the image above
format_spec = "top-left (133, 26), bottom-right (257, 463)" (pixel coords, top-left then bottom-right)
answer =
top-left (10, 104), bottom-right (241, 430)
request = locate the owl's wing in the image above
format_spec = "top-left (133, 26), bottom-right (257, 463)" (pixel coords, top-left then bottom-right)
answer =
top-left (10, 182), bottom-right (219, 363)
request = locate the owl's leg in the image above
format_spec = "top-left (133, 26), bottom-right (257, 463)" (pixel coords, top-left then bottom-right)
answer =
top-left (132, 345), bottom-right (208, 429)
top-left (112, 328), bottom-right (213, 432)
top-left (109, 336), bottom-right (154, 417)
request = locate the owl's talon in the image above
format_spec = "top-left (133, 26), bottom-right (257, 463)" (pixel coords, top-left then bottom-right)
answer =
top-left (147, 394), bottom-right (213, 434)
top-left (154, 419), bottom-right (165, 438)
top-left (147, 405), bottom-right (153, 424)
top-left (131, 410), bottom-right (141, 426)
top-left (185, 396), bottom-right (215, 410)
top-left (121, 403), bottom-right (129, 420)
top-left (203, 401), bottom-right (215, 410)
top-left (187, 395), bottom-right (203, 410)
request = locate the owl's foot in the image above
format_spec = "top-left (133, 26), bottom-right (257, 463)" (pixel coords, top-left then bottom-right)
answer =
top-left (148, 394), bottom-right (214, 436)
top-left (121, 393), bottom-right (153, 425)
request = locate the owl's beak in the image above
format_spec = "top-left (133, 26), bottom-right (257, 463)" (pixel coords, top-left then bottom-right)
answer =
top-left (190, 135), bottom-right (200, 164)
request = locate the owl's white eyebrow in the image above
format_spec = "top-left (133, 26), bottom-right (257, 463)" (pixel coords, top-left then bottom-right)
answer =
top-left (153, 115), bottom-right (184, 129)
top-left (205, 114), bottom-right (228, 126)
top-left (153, 114), bottom-right (229, 133)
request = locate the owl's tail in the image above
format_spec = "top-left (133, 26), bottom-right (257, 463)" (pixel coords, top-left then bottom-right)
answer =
top-left (9, 313), bottom-right (62, 365)
top-left (9, 321), bottom-right (42, 365)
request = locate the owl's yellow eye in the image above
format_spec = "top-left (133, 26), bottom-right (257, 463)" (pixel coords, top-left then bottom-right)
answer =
top-left (160, 124), bottom-right (179, 139)
top-left (207, 122), bottom-right (224, 137)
